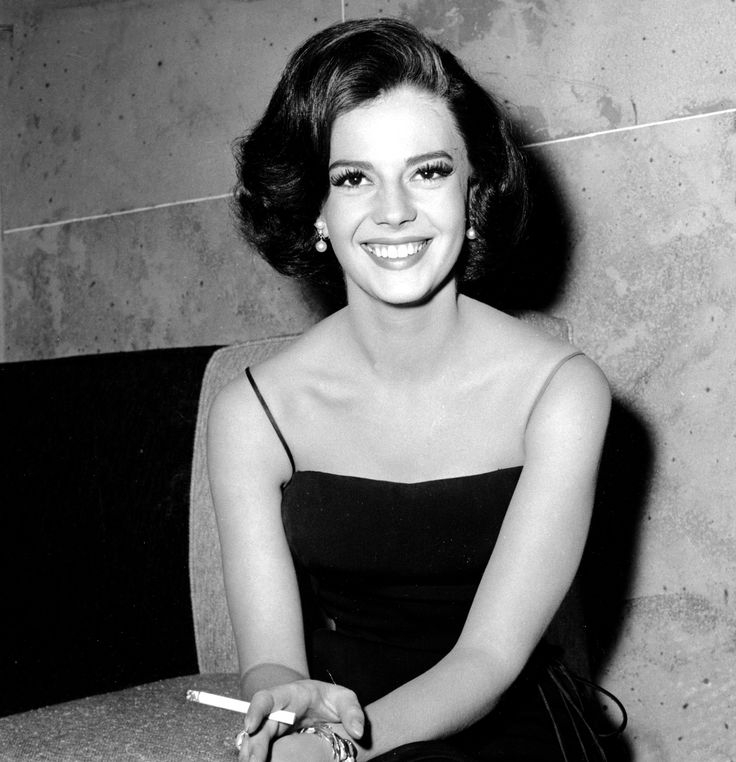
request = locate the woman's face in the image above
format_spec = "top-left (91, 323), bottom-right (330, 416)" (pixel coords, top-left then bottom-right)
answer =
top-left (320, 86), bottom-right (472, 307)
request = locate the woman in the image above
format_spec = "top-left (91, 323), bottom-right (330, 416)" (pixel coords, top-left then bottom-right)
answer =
top-left (208, 17), bottom-right (614, 762)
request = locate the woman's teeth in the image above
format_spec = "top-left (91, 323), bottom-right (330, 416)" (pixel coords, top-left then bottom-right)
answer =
top-left (367, 240), bottom-right (428, 259)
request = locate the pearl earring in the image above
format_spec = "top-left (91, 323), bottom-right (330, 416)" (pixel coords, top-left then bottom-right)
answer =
top-left (315, 220), bottom-right (328, 252)
top-left (466, 226), bottom-right (478, 241)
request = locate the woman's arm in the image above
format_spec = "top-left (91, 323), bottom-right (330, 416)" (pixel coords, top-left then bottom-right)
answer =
top-left (207, 376), bottom-right (364, 761)
top-left (305, 354), bottom-right (612, 759)
top-left (207, 375), bottom-right (309, 690)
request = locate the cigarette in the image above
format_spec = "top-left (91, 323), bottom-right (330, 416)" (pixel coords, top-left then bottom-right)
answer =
top-left (186, 689), bottom-right (296, 725)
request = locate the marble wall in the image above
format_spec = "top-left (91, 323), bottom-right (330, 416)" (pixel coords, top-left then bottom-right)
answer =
top-left (1, 1), bottom-right (734, 759)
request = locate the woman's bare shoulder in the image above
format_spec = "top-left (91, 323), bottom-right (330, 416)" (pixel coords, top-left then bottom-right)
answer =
top-left (461, 298), bottom-right (608, 411)
top-left (208, 312), bottom-right (346, 463)
top-left (462, 298), bottom-right (576, 364)
top-left (206, 329), bottom-right (327, 486)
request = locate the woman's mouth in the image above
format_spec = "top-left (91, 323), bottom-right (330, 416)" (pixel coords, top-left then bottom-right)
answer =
top-left (362, 239), bottom-right (430, 260)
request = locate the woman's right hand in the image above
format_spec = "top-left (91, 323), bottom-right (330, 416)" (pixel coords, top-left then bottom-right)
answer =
top-left (237, 679), bottom-right (365, 762)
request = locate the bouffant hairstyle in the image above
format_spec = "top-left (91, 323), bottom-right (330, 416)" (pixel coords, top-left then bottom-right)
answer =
top-left (233, 17), bottom-right (528, 295)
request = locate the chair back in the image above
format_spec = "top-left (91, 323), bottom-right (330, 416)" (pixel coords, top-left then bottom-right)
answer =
top-left (189, 335), bottom-right (299, 673)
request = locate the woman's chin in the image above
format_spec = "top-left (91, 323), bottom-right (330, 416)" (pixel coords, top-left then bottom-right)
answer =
top-left (351, 273), bottom-right (457, 309)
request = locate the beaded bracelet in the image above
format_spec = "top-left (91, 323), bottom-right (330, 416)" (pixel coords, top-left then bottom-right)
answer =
top-left (298, 722), bottom-right (358, 761)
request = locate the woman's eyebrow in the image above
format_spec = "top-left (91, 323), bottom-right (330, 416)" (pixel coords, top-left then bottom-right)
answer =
top-left (328, 159), bottom-right (373, 172)
top-left (328, 150), bottom-right (455, 172)
top-left (407, 150), bottom-right (454, 166)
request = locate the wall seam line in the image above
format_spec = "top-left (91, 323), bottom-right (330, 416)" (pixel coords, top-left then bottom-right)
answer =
top-left (3, 193), bottom-right (232, 235)
top-left (525, 106), bottom-right (736, 148)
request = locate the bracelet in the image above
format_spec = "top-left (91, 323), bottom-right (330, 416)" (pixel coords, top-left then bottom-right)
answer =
top-left (298, 722), bottom-right (358, 761)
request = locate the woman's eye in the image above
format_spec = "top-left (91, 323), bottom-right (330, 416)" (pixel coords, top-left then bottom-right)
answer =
top-left (415, 163), bottom-right (453, 182)
top-left (331, 170), bottom-right (368, 188)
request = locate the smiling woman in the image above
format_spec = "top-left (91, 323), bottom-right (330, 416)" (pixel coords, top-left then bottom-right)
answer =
top-left (213, 16), bottom-right (621, 762)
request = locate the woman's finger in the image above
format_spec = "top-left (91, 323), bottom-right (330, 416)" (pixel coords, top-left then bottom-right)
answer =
top-left (242, 729), bottom-right (274, 762)
top-left (244, 689), bottom-right (276, 733)
top-left (237, 723), bottom-right (283, 762)
top-left (236, 729), bottom-right (250, 761)
top-left (332, 688), bottom-right (365, 739)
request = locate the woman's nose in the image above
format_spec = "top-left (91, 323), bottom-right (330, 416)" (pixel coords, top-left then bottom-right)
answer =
top-left (372, 182), bottom-right (417, 226)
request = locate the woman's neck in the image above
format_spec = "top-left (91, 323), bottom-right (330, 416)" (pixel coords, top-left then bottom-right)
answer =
top-left (342, 283), bottom-right (467, 382)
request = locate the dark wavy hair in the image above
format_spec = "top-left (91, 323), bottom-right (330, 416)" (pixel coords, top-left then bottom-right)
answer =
top-left (233, 17), bottom-right (528, 295)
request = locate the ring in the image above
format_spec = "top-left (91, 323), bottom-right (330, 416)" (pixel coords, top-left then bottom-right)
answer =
top-left (235, 729), bottom-right (248, 750)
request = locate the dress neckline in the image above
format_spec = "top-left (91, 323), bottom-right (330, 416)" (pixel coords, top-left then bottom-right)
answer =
top-left (284, 465), bottom-right (523, 491)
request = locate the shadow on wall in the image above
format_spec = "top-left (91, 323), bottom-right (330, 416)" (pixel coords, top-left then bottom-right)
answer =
top-left (581, 400), bottom-right (653, 761)
top-left (585, 402), bottom-right (654, 670)
top-left (464, 144), bottom-right (572, 312)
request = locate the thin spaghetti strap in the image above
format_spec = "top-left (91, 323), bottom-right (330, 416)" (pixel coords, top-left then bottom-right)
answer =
top-left (244, 367), bottom-right (296, 474)
top-left (525, 351), bottom-right (585, 431)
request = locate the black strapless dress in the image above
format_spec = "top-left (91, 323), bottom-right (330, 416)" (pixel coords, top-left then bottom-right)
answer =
top-left (281, 469), bottom-right (607, 761)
